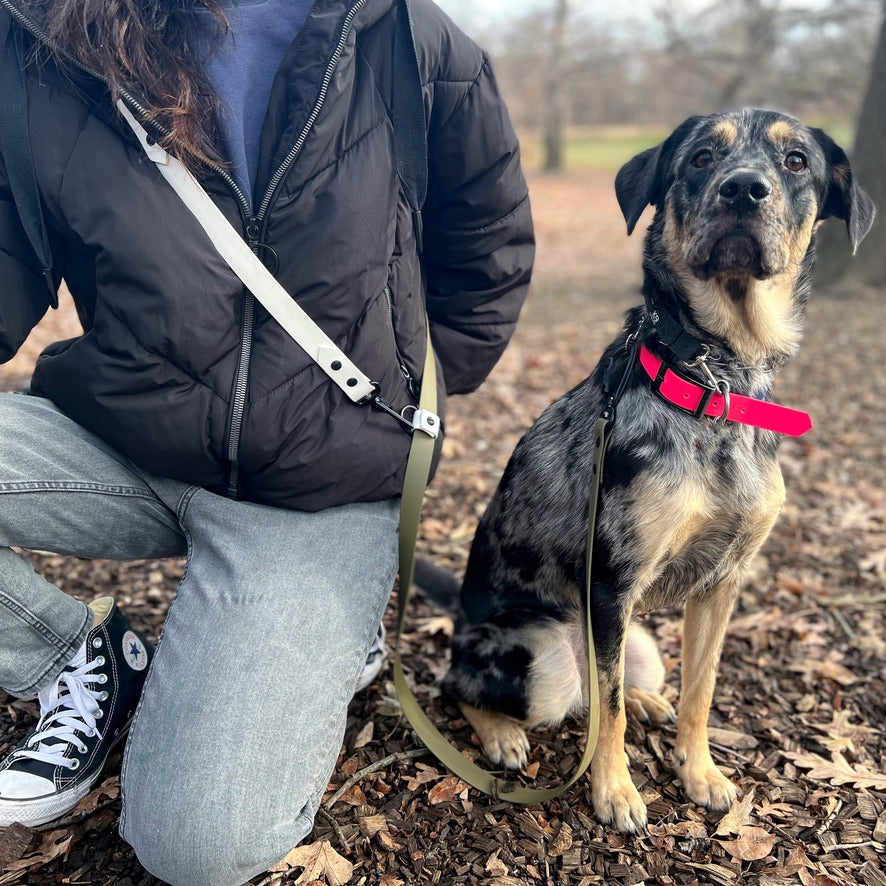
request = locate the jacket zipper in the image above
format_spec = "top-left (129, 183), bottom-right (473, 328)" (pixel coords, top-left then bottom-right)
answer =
top-left (382, 287), bottom-right (418, 399)
top-left (223, 0), bottom-right (370, 495)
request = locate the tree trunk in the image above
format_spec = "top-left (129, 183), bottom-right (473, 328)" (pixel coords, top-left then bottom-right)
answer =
top-left (816, 4), bottom-right (886, 288)
top-left (542, 0), bottom-right (568, 172)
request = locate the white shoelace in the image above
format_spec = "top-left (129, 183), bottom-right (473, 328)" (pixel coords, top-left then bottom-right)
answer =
top-left (15, 658), bottom-right (106, 770)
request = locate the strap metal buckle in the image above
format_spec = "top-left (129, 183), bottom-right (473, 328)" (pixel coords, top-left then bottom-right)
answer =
top-left (682, 349), bottom-right (731, 422)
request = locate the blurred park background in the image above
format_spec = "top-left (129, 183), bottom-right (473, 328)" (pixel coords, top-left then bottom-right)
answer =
top-left (436, 0), bottom-right (885, 294)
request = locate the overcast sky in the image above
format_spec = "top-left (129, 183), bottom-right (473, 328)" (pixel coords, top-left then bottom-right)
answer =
top-left (433, 0), bottom-right (662, 40)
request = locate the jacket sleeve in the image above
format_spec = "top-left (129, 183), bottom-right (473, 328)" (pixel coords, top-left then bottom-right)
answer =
top-left (420, 29), bottom-right (534, 395)
top-left (0, 166), bottom-right (56, 364)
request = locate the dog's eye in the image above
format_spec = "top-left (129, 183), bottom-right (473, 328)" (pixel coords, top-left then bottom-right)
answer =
top-left (784, 152), bottom-right (808, 172)
top-left (691, 149), bottom-right (713, 169)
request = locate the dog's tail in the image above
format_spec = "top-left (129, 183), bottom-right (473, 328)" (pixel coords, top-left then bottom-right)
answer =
top-left (412, 557), bottom-right (460, 615)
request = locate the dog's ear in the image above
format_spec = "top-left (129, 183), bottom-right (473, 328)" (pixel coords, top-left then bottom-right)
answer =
top-left (811, 128), bottom-right (876, 254)
top-left (615, 116), bottom-right (704, 235)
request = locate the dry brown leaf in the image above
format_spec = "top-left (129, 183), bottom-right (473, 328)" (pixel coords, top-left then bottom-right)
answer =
top-left (69, 777), bottom-right (120, 816)
top-left (269, 839), bottom-right (354, 885)
top-left (763, 845), bottom-right (814, 877)
top-left (404, 762), bottom-right (443, 791)
top-left (718, 825), bottom-right (777, 861)
top-left (378, 877), bottom-right (405, 886)
top-left (714, 788), bottom-right (756, 836)
top-left (352, 721), bottom-right (374, 750)
top-left (427, 774), bottom-right (469, 804)
top-left (523, 760), bottom-right (541, 778)
top-left (335, 784), bottom-right (368, 806)
top-left (1, 829), bottom-right (74, 873)
top-left (708, 727), bottom-right (759, 750)
top-left (784, 750), bottom-right (886, 789)
top-left (757, 799), bottom-right (795, 820)
top-left (788, 659), bottom-right (857, 686)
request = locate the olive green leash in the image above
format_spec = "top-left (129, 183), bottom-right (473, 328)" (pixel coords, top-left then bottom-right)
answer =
top-left (393, 334), bottom-right (622, 802)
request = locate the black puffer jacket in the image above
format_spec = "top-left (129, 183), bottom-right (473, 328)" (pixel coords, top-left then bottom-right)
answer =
top-left (0, 0), bottom-right (533, 510)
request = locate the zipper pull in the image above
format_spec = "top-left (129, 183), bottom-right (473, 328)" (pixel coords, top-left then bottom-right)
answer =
top-left (245, 218), bottom-right (261, 249)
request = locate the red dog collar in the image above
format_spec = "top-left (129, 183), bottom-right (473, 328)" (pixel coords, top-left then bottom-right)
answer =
top-left (638, 344), bottom-right (812, 436)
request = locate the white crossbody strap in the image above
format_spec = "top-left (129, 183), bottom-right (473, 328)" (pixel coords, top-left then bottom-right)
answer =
top-left (116, 100), bottom-right (376, 404)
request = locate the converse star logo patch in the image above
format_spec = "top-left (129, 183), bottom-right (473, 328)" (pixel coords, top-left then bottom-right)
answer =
top-left (122, 631), bottom-right (148, 671)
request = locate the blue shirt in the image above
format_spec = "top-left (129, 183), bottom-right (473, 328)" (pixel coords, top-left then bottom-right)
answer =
top-left (199, 0), bottom-right (314, 200)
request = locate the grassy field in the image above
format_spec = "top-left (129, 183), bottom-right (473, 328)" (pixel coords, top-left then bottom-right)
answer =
top-left (518, 120), bottom-right (856, 174)
top-left (519, 125), bottom-right (665, 173)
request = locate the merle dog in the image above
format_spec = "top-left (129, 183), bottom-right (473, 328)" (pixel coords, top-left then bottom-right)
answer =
top-left (431, 110), bottom-right (874, 833)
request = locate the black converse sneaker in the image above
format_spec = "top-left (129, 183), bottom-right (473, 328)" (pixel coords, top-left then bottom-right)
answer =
top-left (354, 623), bottom-right (387, 693)
top-left (0, 598), bottom-right (153, 827)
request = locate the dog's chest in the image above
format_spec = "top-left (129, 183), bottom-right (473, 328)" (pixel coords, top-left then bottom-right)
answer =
top-left (613, 417), bottom-right (784, 609)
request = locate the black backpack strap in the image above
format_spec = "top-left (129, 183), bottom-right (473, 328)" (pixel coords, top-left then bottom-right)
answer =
top-left (0, 10), bottom-right (56, 306)
top-left (391, 0), bottom-right (427, 252)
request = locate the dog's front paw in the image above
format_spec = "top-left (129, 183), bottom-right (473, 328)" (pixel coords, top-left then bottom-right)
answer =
top-left (676, 756), bottom-right (739, 811)
top-left (460, 704), bottom-right (531, 771)
top-left (483, 722), bottom-right (531, 770)
top-left (625, 687), bottom-right (676, 724)
top-left (592, 770), bottom-right (648, 834)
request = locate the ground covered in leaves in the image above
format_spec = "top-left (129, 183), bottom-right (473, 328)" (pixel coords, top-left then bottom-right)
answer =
top-left (1, 169), bottom-right (884, 885)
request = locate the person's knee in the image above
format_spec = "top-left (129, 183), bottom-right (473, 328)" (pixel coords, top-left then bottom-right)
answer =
top-left (122, 797), bottom-right (315, 886)
top-left (121, 753), bottom-right (317, 886)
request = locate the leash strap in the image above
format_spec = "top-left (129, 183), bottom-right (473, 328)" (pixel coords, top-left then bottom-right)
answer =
top-left (639, 344), bottom-right (812, 436)
top-left (393, 405), bottom-right (605, 802)
top-left (117, 100), bottom-right (378, 405)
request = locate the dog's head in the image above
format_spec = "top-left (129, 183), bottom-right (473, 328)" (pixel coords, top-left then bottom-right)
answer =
top-left (615, 109), bottom-right (875, 363)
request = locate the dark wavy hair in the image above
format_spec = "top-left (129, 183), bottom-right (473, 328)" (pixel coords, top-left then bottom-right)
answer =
top-left (32, 0), bottom-right (229, 167)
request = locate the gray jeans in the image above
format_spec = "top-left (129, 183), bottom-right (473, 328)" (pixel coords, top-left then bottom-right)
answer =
top-left (0, 393), bottom-right (399, 885)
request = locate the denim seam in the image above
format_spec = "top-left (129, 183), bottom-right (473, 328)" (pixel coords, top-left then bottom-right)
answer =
top-left (119, 488), bottom-right (197, 837)
top-left (1, 594), bottom-right (91, 696)
top-left (0, 482), bottom-right (157, 496)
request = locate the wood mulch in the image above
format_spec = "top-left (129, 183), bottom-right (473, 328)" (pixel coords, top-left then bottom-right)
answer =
top-left (1, 169), bottom-right (884, 885)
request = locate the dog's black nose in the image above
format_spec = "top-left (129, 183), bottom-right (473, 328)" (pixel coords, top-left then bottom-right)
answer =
top-left (718, 170), bottom-right (772, 213)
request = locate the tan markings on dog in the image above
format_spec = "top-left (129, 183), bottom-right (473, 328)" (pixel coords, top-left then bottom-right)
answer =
top-left (767, 119), bottom-right (800, 145)
top-left (459, 703), bottom-right (531, 771)
top-left (661, 196), bottom-right (813, 364)
top-left (711, 118), bottom-right (739, 146)
top-left (787, 199), bottom-right (820, 268)
top-left (524, 621), bottom-right (584, 726)
top-left (674, 577), bottom-right (741, 810)
top-left (629, 473), bottom-right (711, 596)
top-left (674, 462), bottom-right (783, 809)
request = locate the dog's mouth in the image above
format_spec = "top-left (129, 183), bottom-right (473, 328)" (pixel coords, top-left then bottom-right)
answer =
top-left (707, 232), bottom-right (764, 276)
top-left (690, 229), bottom-right (771, 283)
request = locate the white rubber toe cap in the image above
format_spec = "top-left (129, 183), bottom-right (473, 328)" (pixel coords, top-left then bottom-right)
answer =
top-left (0, 769), bottom-right (56, 800)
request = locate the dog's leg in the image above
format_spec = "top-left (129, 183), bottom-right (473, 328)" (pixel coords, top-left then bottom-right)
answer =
top-left (674, 579), bottom-right (741, 810)
top-left (589, 600), bottom-right (649, 833)
top-left (624, 624), bottom-right (675, 725)
top-left (675, 465), bottom-right (785, 809)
